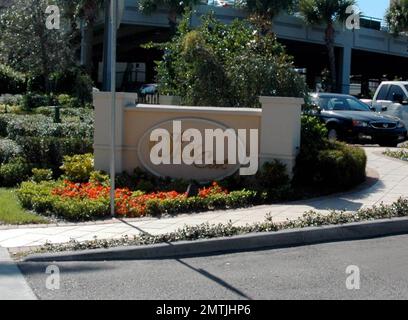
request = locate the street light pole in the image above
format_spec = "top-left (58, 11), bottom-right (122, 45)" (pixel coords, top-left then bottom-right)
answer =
top-left (110, 0), bottom-right (117, 217)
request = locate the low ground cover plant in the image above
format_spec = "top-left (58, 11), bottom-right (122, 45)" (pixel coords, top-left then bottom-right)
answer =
top-left (19, 197), bottom-right (408, 257)
top-left (384, 148), bottom-right (408, 161)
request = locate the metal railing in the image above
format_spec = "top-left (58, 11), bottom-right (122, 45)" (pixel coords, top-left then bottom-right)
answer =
top-left (137, 92), bottom-right (160, 104)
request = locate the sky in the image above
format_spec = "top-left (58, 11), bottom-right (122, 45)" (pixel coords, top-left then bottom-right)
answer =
top-left (357, 0), bottom-right (390, 19)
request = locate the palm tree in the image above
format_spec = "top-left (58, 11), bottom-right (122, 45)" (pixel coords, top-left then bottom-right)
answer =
top-left (243, 0), bottom-right (295, 34)
top-left (138, 0), bottom-right (200, 34)
top-left (299, 0), bottom-right (355, 92)
top-left (386, 0), bottom-right (408, 35)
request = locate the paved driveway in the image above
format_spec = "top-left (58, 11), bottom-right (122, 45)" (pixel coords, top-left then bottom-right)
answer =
top-left (1, 147), bottom-right (407, 248)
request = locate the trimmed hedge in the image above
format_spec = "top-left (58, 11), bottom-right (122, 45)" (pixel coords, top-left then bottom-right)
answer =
top-left (294, 141), bottom-right (367, 189)
top-left (17, 180), bottom-right (258, 221)
top-left (16, 136), bottom-right (93, 171)
top-left (0, 157), bottom-right (31, 187)
top-left (0, 138), bottom-right (21, 163)
top-left (0, 113), bottom-right (93, 139)
top-left (294, 115), bottom-right (367, 190)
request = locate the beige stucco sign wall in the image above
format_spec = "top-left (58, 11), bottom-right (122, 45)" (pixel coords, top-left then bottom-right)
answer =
top-left (93, 92), bottom-right (302, 181)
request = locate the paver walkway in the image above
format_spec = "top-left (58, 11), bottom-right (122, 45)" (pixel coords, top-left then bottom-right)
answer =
top-left (1, 147), bottom-right (407, 248)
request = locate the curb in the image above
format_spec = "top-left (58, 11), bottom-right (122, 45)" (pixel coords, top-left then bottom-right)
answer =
top-left (0, 248), bottom-right (37, 300)
top-left (23, 217), bottom-right (408, 262)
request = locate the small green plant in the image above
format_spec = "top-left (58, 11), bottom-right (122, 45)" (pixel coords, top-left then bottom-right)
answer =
top-left (31, 168), bottom-right (53, 183)
top-left (0, 157), bottom-right (31, 187)
top-left (57, 94), bottom-right (80, 109)
top-left (60, 153), bottom-right (94, 182)
top-left (89, 171), bottom-right (110, 185)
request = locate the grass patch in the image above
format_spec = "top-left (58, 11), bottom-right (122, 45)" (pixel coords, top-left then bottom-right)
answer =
top-left (0, 188), bottom-right (48, 225)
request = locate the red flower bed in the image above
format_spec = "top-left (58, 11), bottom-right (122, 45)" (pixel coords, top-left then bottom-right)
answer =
top-left (198, 182), bottom-right (228, 198)
top-left (51, 181), bottom-right (229, 217)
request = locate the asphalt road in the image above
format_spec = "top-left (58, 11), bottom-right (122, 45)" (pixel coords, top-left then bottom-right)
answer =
top-left (18, 234), bottom-right (408, 300)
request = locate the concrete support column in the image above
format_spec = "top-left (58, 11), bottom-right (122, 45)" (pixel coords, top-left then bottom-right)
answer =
top-left (93, 92), bottom-right (137, 173)
top-left (259, 97), bottom-right (302, 174)
top-left (339, 45), bottom-right (352, 94)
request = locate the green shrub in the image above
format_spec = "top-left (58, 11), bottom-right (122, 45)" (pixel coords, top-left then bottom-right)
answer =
top-left (300, 115), bottom-right (329, 151)
top-left (315, 143), bottom-right (367, 189)
top-left (34, 106), bottom-right (54, 117)
top-left (3, 113), bottom-right (93, 139)
top-left (21, 93), bottom-right (57, 111)
top-left (60, 153), bottom-right (94, 182)
top-left (294, 141), bottom-right (367, 190)
top-left (57, 94), bottom-right (80, 109)
top-left (115, 168), bottom-right (191, 193)
top-left (51, 197), bottom-right (109, 221)
top-left (31, 168), bottom-right (53, 183)
top-left (0, 114), bottom-right (11, 137)
top-left (294, 115), bottom-right (366, 190)
top-left (0, 94), bottom-right (23, 107)
top-left (50, 68), bottom-right (93, 105)
top-left (0, 157), bottom-right (31, 187)
top-left (219, 160), bottom-right (290, 200)
top-left (144, 189), bottom-right (258, 217)
top-left (17, 181), bottom-right (59, 214)
top-left (0, 64), bottom-right (26, 94)
top-left (16, 136), bottom-right (93, 171)
top-left (0, 138), bottom-right (21, 163)
top-left (89, 171), bottom-right (110, 185)
top-left (255, 161), bottom-right (291, 200)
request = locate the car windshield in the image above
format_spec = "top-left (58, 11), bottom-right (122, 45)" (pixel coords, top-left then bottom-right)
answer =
top-left (317, 96), bottom-right (371, 112)
top-left (405, 85), bottom-right (408, 93)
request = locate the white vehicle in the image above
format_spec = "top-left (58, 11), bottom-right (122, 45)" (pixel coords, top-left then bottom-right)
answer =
top-left (363, 81), bottom-right (408, 127)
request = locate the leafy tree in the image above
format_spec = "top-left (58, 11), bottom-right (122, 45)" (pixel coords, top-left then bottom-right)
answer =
top-left (58, 0), bottom-right (105, 74)
top-left (299, 0), bottom-right (355, 92)
top-left (146, 13), bottom-right (307, 107)
top-left (138, 0), bottom-right (200, 34)
top-left (386, 0), bottom-right (408, 35)
top-left (242, 0), bottom-right (295, 34)
top-left (0, 0), bottom-right (75, 91)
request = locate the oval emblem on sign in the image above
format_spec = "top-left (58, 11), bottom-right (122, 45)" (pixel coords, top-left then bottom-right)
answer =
top-left (137, 118), bottom-right (244, 182)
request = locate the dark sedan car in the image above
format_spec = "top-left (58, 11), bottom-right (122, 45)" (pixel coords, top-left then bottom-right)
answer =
top-left (308, 93), bottom-right (407, 147)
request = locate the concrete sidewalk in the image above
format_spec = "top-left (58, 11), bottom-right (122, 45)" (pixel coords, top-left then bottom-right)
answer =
top-left (1, 147), bottom-right (407, 249)
top-left (0, 247), bottom-right (36, 300)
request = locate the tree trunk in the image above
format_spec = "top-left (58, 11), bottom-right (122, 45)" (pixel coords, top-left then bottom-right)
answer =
top-left (325, 22), bottom-right (337, 93)
top-left (83, 21), bottom-right (95, 75)
top-left (33, 3), bottom-right (50, 92)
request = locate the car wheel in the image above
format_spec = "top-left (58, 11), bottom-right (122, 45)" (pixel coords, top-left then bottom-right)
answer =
top-left (328, 128), bottom-right (339, 142)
